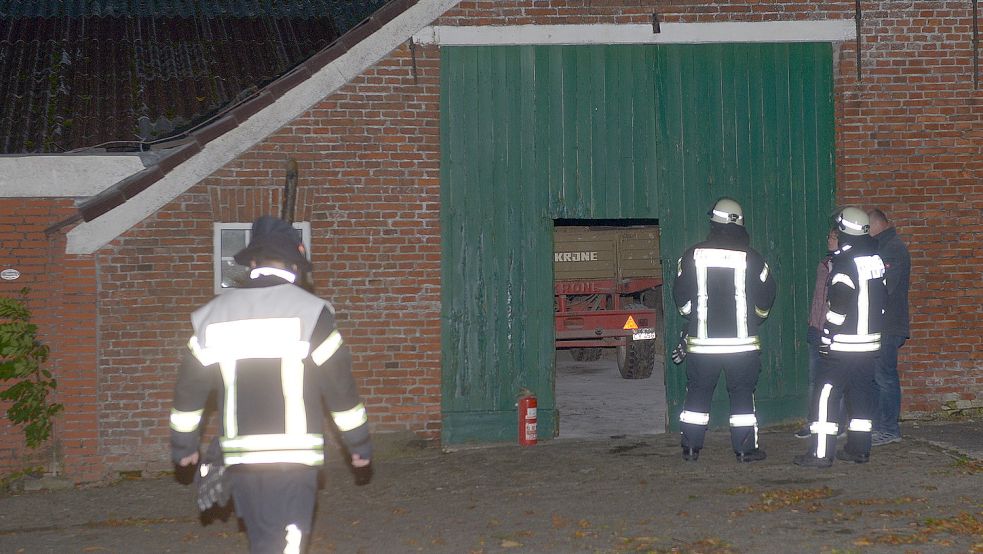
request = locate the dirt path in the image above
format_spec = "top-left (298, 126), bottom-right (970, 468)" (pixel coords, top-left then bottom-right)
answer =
top-left (1, 427), bottom-right (980, 553)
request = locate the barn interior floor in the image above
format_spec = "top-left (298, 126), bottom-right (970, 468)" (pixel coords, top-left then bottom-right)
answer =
top-left (554, 348), bottom-right (667, 439)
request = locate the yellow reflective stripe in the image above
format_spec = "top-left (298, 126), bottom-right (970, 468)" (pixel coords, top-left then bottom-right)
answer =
top-left (221, 433), bottom-right (324, 451)
top-left (282, 358), bottom-right (307, 435)
top-left (729, 414), bottom-right (757, 427)
top-left (331, 403), bottom-right (368, 432)
top-left (810, 421), bottom-right (839, 436)
top-left (826, 310), bottom-right (846, 325)
top-left (188, 336), bottom-right (210, 366)
top-left (220, 361), bottom-right (238, 438)
top-left (680, 410), bottom-right (710, 426)
top-left (693, 248), bottom-right (749, 340)
top-left (814, 383), bottom-right (835, 458)
top-left (755, 306), bottom-right (770, 318)
top-left (284, 524), bottom-right (303, 554)
top-left (831, 273), bottom-right (855, 289)
top-left (687, 336), bottom-right (760, 347)
top-left (679, 300), bottom-right (692, 316)
top-left (676, 257), bottom-right (683, 277)
top-left (848, 418), bottom-right (872, 432)
top-left (759, 263), bottom-right (769, 283)
top-left (311, 331), bottom-right (343, 366)
top-left (224, 450), bottom-right (324, 466)
top-left (830, 342), bottom-right (880, 352)
top-left (854, 256), bottom-right (883, 336)
top-left (196, 319), bottom-right (310, 365)
top-left (687, 343), bottom-right (760, 354)
top-left (836, 333), bottom-right (881, 343)
top-left (687, 336), bottom-right (759, 346)
top-left (170, 408), bottom-right (203, 433)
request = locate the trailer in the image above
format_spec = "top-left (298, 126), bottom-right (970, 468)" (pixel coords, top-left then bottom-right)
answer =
top-left (554, 225), bottom-right (663, 379)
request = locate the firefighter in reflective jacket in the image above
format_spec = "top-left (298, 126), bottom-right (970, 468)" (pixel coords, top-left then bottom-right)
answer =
top-left (795, 207), bottom-right (886, 467)
top-left (170, 216), bottom-right (372, 553)
top-left (673, 197), bottom-right (777, 463)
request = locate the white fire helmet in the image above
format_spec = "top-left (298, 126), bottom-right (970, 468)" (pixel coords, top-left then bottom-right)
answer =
top-left (836, 206), bottom-right (870, 236)
top-left (709, 197), bottom-right (744, 226)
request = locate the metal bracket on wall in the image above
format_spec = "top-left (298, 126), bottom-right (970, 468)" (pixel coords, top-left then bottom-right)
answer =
top-left (855, 0), bottom-right (863, 82)
top-left (281, 158), bottom-right (298, 223)
top-left (974, 0), bottom-right (980, 90)
top-left (652, 11), bottom-right (661, 34)
top-left (409, 37), bottom-right (419, 85)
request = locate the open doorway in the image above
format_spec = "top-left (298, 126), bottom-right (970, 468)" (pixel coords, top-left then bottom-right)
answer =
top-left (552, 218), bottom-right (668, 439)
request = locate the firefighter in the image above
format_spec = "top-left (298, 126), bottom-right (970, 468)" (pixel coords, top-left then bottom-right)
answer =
top-left (673, 197), bottom-right (777, 463)
top-left (170, 216), bottom-right (372, 553)
top-left (794, 207), bottom-right (887, 468)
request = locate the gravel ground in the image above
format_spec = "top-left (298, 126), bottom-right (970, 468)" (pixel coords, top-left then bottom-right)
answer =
top-left (0, 420), bottom-right (980, 553)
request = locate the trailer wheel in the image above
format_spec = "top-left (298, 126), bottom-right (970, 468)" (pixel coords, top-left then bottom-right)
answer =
top-left (571, 348), bottom-right (603, 362)
top-left (617, 304), bottom-right (656, 379)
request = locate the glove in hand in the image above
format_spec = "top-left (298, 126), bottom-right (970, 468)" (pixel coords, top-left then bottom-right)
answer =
top-left (194, 438), bottom-right (231, 511)
top-left (671, 330), bottom-right (688, 365)
top-left (195, 462), bottom-right (231, 511)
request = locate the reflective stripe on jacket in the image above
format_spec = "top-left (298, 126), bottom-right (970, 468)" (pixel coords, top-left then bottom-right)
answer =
top-left (170, 276), bottom-right (371, 466)
top-left (673, 230), bottom-right (777, 355)
top-left (822, 243), bottom-right (887, 353)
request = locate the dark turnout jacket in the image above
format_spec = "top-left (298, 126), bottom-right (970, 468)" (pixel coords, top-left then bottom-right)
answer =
top-left (170, 273), bottom-right (371, 467)
top-left (673, 223), bottom-right (777, 354)
top-left (874, 227), bottom-right (911, 338)
top-left (821, 234), bottom-right (888, 353)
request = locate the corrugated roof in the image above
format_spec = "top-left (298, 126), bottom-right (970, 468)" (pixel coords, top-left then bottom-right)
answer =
top-left (0, 0), bottom-right (381, 22)
top-left (0, 0), bottom-right (390, 153)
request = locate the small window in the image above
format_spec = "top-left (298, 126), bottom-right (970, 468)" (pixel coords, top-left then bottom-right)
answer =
top-left (213, 222), bottom-right (311, 293)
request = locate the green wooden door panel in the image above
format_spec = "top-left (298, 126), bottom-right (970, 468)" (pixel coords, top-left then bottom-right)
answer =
top-left (657, 43), bottom-right (836, 429)
top-left (442, 43), bottom-right (835, 444)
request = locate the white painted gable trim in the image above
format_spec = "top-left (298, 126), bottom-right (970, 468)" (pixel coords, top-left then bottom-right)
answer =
top-left (0, 155), bottom-right (146, 198)
top-left (412, 20), bottom-right (856, 46)
top-left (65, 0), bottom-right (462, 255)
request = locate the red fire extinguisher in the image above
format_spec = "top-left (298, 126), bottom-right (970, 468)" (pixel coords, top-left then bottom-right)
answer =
top-left (517, 389), bottom-right (538, 446)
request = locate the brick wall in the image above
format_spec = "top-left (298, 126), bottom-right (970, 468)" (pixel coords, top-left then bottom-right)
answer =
top-left (438, 0), bottom-right (854, 24)
top-left (0, 199), bottom-right (100, 481)
top-left (4, 0), bottom-right (980, 479)
top-left (833, 1), bottom-right (983, 415)
top-left (90, 42), bottom-right (443, 475)
top-left (435, 1), bottom-right (983, 416)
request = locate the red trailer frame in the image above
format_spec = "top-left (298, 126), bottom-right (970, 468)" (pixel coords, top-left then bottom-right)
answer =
top-left (554, 276), bottom-right (662, 348)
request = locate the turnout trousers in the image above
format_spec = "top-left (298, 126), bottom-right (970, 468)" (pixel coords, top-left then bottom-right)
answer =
top-left (228, 464), bottom-right (320, 554)
top-left (679, 351), bottom-right (761, 454)
top-left (807, 352), bottom-right (877, 460)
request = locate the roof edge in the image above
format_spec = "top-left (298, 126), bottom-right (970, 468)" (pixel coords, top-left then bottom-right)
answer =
top-left (0, 155), bottom-right (147, 197)
top-left (65, 0), bottom-right (460, 254)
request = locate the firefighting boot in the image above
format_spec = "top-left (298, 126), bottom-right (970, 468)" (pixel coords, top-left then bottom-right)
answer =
top-left (835, 448), bottom-right (870, 464)
top-left (735, 449), bottom-right (767, 463)
top-left (681, 447), bottom-right (701, 462)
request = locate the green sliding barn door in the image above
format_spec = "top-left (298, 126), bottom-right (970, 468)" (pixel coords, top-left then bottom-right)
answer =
top-left (441, 43), bottom-right (835, 444)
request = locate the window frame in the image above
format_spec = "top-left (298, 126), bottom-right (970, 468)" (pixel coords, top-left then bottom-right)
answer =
top-left (212, 221), bottom-right (311, 294)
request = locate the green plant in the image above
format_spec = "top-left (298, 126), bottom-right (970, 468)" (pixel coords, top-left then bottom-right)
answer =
top-left (0, 288), bottom-right (62, 448)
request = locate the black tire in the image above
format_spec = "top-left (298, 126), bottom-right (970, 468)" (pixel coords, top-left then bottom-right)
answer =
top-left (570, 347), bottom-right (603, 362)
top-left (616, 303), bottom-right (656, 379)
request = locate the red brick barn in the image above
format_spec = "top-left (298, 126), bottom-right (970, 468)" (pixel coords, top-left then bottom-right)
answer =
top-left (0, 0), bottom-right (980, 482)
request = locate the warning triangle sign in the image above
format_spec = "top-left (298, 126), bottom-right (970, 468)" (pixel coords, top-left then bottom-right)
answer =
top-left (623, 316), bottom-right (639, 330)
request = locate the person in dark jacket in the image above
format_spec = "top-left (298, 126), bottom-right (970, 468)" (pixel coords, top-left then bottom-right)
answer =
top-left (795, 207), bottom-right (887, 468)
top-left (673, 197), bottom-right (777, 463)
top-left (795, 225), bottom-right (845, 439)
top-left (170, 216), bottom-right (372, 553)
top-left (867, 208), bottom-right (911, 446)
